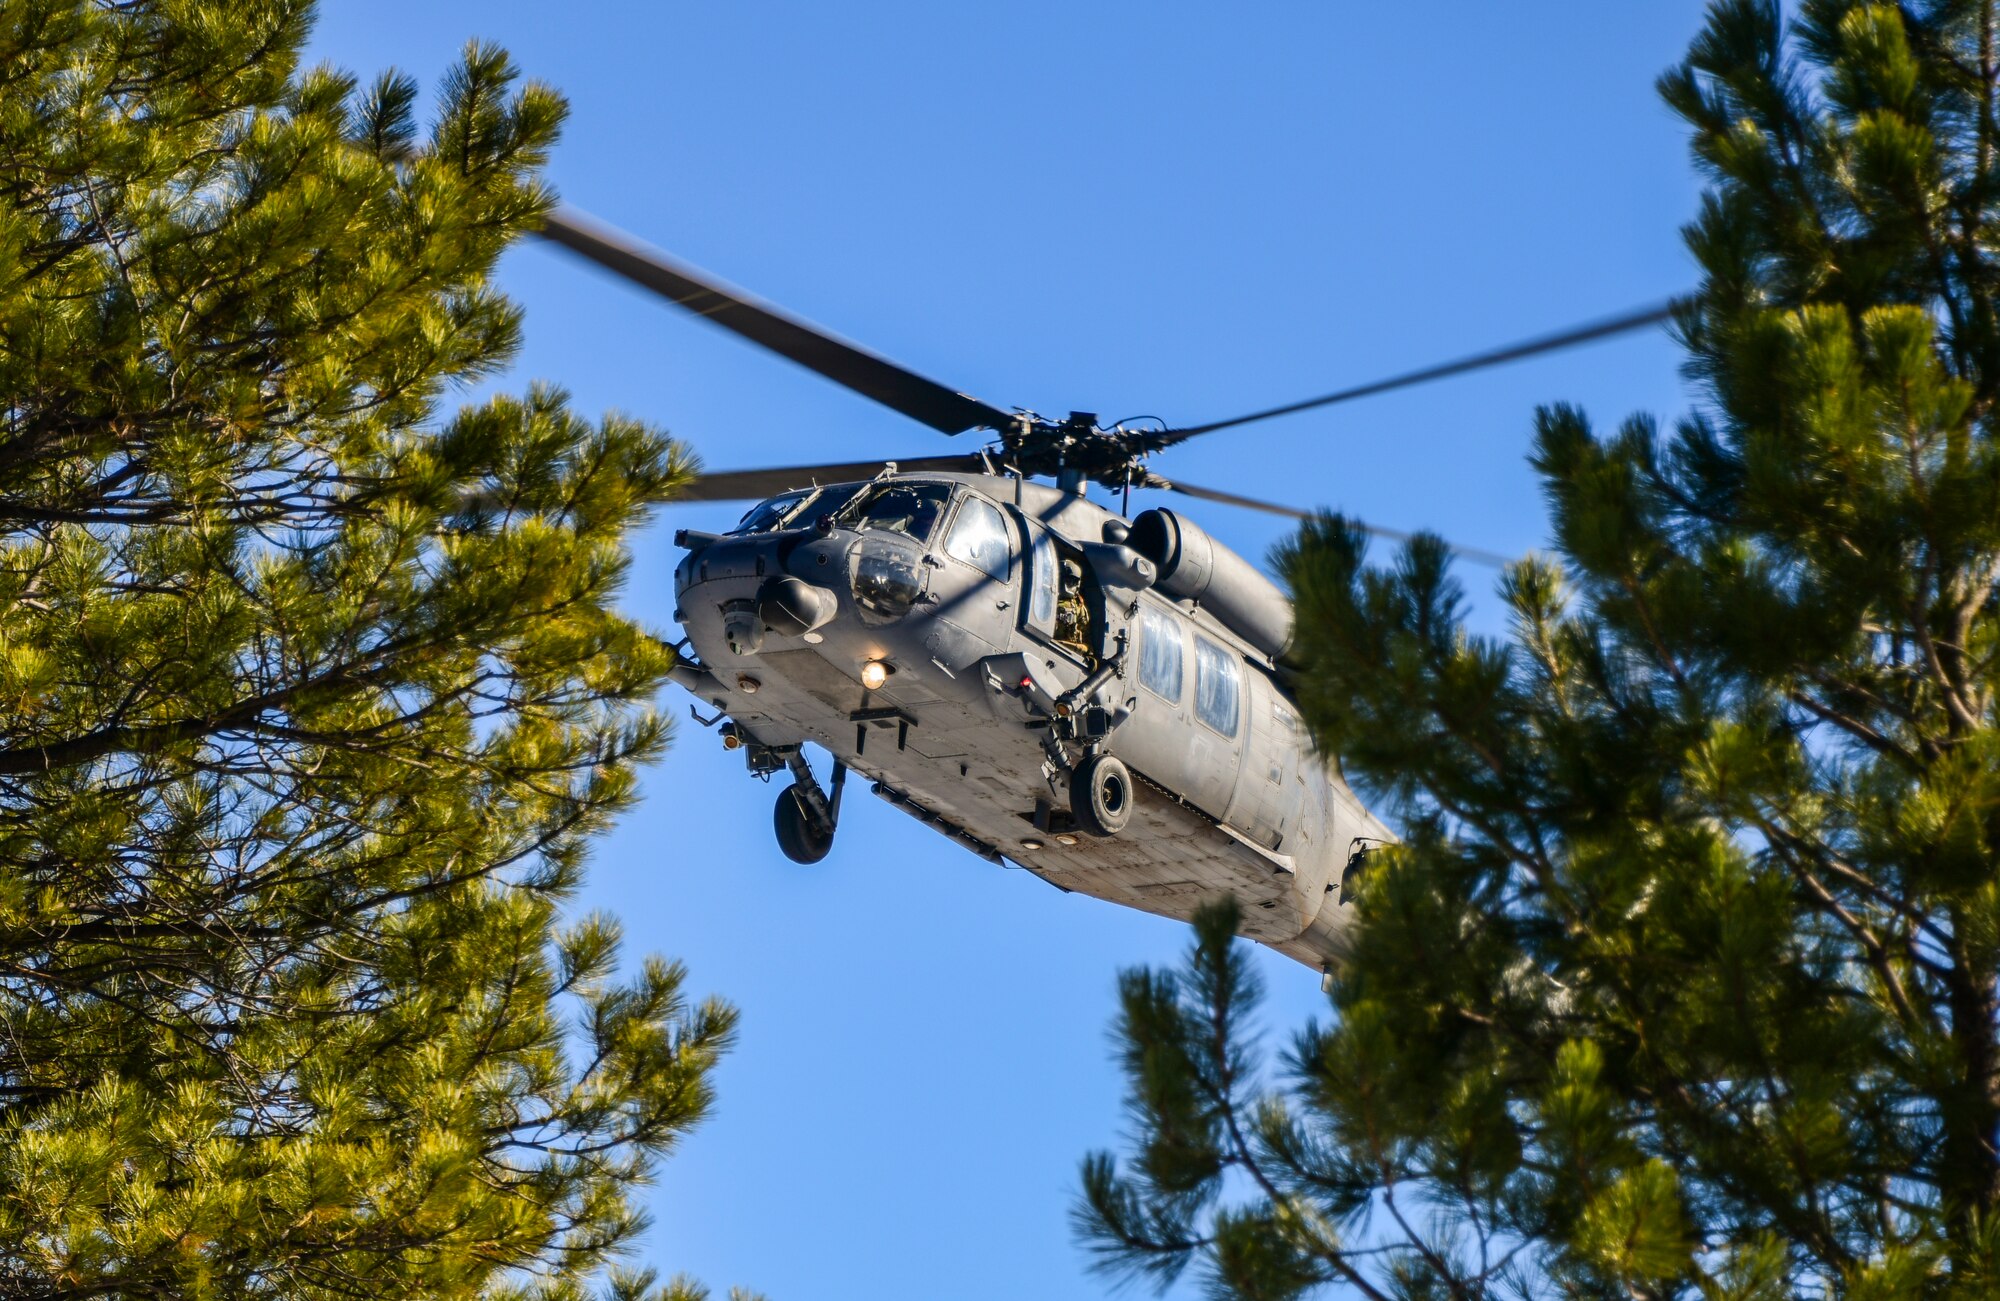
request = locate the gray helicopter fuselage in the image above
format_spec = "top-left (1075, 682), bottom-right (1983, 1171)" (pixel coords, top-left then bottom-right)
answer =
top-left (669, 470), bottom-right (1390, 968)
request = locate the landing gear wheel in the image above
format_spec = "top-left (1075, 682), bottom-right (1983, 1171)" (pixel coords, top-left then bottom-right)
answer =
top-left (773, 783), bottom-right (833, 864)
top-left (1070, 753), bottom-right (1134, 837)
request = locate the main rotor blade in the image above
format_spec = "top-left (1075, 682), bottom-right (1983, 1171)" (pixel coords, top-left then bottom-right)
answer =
top-left (1151, 477), bottom-right (1515, 569)
top-left (675, 454), bottom-right (992, 503)
top-left (539, 208), bottom-right (1015, 436)
top-left (1147, 300), bottom-right (1677, 446)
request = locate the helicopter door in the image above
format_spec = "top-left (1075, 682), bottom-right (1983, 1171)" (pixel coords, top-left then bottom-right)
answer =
top-left (930, 491), bottom-right (1017, 636)
top-left (1016, 518), bottom-right (1100, 662)
top-left (1227, 672), bottom-right (1303, 851)
top-left (1022, 523), bottom-right (1058, 638)
top-left (1109, 598), bottom-right (1191, 794)
top-left (1182, 634), bottom-right (1244, 817)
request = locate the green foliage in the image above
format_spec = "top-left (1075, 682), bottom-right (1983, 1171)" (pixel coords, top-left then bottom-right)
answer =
top-left (0, 2), bottom-right (732, 1297)
top-left (1079, 3), bottom-right (2000, 1297)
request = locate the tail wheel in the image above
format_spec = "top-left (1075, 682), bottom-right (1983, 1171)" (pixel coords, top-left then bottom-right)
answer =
top-left (773, 783), bottom-right (833, 864)
top-left (1070, 753), bottom-right (1134, 838)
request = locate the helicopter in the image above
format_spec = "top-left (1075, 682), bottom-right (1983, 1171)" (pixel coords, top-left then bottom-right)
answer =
top-left (538, 208), bottom-right (1671, 971)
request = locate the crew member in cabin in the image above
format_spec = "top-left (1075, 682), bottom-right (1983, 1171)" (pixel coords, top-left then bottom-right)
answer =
top-left (1055, 558), bottom-right (1092, 659)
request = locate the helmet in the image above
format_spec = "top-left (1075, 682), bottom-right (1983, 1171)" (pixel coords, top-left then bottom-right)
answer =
top-left (1061, 559), bottom-right (1082, 582)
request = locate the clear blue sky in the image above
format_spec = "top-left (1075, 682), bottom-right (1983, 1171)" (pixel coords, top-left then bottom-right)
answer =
top-left (308, 5), bottom-right (1710, 1297)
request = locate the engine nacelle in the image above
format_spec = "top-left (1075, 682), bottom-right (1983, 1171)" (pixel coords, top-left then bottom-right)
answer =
top-left (1127, 508), bottom-right (1292, 660)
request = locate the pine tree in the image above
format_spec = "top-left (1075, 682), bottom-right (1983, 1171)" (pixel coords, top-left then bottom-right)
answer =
top-left (0, 3), bottom-right (734, 1296)
top-left (1078, 3), bottom-right (2000, 1297)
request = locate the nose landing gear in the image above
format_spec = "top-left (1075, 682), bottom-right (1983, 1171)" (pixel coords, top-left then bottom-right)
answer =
top-left (774, 749), bottom-right (845, 865)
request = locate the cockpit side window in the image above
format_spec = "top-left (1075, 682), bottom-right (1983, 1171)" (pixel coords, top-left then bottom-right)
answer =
top-left (944, 494), bottom-right (1011, 580)
top-left (841, 481), bottom-right (954, 543)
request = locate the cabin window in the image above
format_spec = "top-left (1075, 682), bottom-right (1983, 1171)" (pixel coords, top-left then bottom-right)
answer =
top-left (1137, 604), bottom-right (1183, 703)
top-left (1194, 636), bottom-right (1240, 737)
top-left (1027, 528), bottom-right (1057, 628)
top-left (944, 494), bottom-right (1011, 579)
top-left (842, 481), bottom-right (953, 543)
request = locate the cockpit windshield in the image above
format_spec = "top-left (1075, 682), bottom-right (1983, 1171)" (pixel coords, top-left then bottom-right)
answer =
top-left (839, 481), bottom-right (953, 543)
top-left (728, 482), bottom-right (866, 535)
top-left (731, 489), bottom-right (815, 535)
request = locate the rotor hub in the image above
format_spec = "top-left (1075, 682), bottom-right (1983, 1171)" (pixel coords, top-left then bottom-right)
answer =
top-left (996, 410), bottom-right (1160, 491)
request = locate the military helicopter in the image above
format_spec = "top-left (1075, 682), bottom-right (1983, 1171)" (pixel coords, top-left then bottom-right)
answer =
top-left (538, 209), bottom-right (1670, 971)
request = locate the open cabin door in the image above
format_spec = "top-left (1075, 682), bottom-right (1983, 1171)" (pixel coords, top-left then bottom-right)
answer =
top-left (1012, 513), bottom-right (1101, 664)
top-left (1021, 519), bottom-right (1058, 639)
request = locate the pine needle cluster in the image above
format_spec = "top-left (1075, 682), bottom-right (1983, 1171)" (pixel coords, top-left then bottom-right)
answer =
top-left (1080, 3), bottom-right (2000, 1298)
top-left (0, 3), bottom-right (731, 1297)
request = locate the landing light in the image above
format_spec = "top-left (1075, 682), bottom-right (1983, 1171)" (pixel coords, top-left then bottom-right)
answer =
top-left (1055, 833), bottom-right (1079, 847)
top-left (859, 660), bottom-right (893, 691)
top-left (1020, 838), bottom-right (1044, 851)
